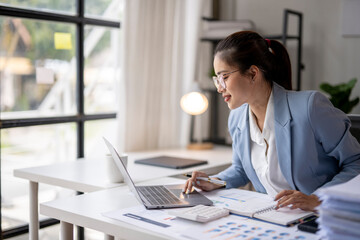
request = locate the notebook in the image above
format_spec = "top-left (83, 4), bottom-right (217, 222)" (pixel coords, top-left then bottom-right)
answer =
top-left (103, 137), bottom-right (213, 209)
top-left (203, 188), bottom-right (315, 226)
top-left (134, 156), bottom-right (208, 169)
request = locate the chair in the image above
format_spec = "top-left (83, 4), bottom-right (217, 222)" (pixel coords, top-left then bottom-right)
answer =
top-left (348, 114), bottom-right (360, 143)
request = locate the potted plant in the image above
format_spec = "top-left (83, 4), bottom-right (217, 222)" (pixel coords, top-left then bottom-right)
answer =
top-left (320, 78), bottom-right (359, 114)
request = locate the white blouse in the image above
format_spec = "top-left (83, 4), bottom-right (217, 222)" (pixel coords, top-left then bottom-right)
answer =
top-left (248, 91), bottom-right (291, 198)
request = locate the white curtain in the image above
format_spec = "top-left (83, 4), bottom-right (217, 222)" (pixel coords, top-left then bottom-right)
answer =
top-left (117, 0), bottom-right (204, 152)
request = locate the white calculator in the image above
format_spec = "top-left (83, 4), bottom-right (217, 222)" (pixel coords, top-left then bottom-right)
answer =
top-left (167, 205), bottom-right (229, 223)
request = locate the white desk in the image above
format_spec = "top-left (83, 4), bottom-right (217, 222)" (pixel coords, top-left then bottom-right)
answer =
top-left (41, 177), bottom-right (182, 240)
top-left (40, 177), bottom-right (317, 240)
top-left (14, 146), bottom-right (232, 240)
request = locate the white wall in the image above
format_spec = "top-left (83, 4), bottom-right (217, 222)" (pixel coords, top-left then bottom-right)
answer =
top-left (219, 0), bottom-right (360, 113)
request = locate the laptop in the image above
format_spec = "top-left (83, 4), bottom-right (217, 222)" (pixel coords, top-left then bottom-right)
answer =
top-left (103, 137), bottom-right (213, 209)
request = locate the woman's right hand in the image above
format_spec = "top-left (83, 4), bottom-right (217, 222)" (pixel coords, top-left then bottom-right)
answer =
top-left (183, 171), bottom-right (223, 194)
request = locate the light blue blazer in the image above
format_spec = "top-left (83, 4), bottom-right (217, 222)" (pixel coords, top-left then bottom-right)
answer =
top-left (213, 83), bottom-right (360, 195)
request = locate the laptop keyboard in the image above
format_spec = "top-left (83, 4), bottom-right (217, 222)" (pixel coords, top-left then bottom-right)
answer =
top-left (137, 185), bottom-right (184, 206)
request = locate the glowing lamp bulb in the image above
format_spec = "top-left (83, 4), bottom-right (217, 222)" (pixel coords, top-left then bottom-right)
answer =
top-left (180, 92), bottom-right (209, 115)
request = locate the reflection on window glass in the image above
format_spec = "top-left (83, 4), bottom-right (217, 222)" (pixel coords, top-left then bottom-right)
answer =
top-left (85, 119), bottom-right (117, 158)
top-left (0, 0), bottom-right (76, 14)
top-left (85, 0), bottom-right (123, 21)
top-left (84, 26), bottom-right (120, 114)
top-left (0, 17), bottom-right (76, 119)
top-left (1, 123), bottom-right (76, 230)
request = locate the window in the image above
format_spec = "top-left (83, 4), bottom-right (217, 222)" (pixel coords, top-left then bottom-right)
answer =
top-left (1, 18), bottom-right (77, 119)
top-left (0, 0), bottom-right (122, 238)
top-left (84, 26), bottom-right (119, 114)
top-left (0, 1), bottom-right (76, 15)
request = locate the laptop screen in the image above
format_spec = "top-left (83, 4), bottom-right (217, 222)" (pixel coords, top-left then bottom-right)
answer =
top-left (103, 137), bottom-right (144, 204)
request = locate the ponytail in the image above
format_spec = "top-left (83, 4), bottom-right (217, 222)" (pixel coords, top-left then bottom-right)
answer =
top-left (215, 31), bottom-right (292, 90)
top-left (266, 39), bottom-right (292, 90)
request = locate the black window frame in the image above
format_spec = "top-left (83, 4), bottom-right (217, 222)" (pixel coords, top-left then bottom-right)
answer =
top-left (0, 1), bottom-right (120, 238)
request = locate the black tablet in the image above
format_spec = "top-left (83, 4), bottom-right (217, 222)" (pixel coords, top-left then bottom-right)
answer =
top-left (134, 156), bottom-right (208, 169)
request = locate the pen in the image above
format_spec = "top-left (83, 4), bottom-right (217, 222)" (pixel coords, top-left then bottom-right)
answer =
top-left (184, 174), bottom-right (226, 186)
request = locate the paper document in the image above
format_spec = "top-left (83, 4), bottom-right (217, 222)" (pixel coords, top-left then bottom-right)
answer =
top-left (103, 204), bottom-right (316, 240)
top-left (103, 205), bottom-right (210, 239)
top-left (179, 214), bottom-right (316, 240)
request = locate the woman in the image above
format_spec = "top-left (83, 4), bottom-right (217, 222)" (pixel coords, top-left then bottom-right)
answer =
top-left (184, 31), bottom-right (360, 212)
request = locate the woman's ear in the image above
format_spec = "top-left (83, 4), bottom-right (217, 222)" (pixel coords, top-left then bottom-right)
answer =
top-left (249, 65), bottom-right (260, 80)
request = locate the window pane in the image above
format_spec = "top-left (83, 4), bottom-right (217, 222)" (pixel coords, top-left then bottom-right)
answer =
top-left (1, 124), bottom-right (77, 230)
top-left (0, 1), bottom-right (76, 15)
top-left (85, 119), bottom-right (117, 158)
top-left (0, 17), bottom-right (77, 119)
top-left (84, 26), bottom-right (120, 114)
top-left (85, 0), bottom-right (124, 21)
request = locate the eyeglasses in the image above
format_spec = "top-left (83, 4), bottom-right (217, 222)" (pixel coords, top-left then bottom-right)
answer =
top-left (212, 70), bottom-right (239, 90)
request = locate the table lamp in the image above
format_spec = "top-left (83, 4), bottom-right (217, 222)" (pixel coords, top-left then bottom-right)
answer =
top-left (180, 91), bottom-right (213, 150)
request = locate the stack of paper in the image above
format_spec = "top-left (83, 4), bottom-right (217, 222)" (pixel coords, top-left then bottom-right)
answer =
top-left (202, 20), bottom-right (255, 40)
top-left (317, 175), bottom-right (360, 239)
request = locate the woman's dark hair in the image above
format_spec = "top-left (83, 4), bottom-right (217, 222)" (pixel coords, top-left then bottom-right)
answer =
top-left (215, 31), bottom-right (292, 90)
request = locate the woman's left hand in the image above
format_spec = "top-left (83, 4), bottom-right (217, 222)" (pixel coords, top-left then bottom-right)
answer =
top-left (274, 190), bottom-right (321, 212)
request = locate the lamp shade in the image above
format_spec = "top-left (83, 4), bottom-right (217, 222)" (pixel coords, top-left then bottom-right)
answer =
top-left (180, 92), bottom-right (208, 115)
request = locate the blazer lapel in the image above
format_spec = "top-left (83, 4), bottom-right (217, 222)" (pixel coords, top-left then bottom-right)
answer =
top-left (273, 84), bottom-right (296, 190)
